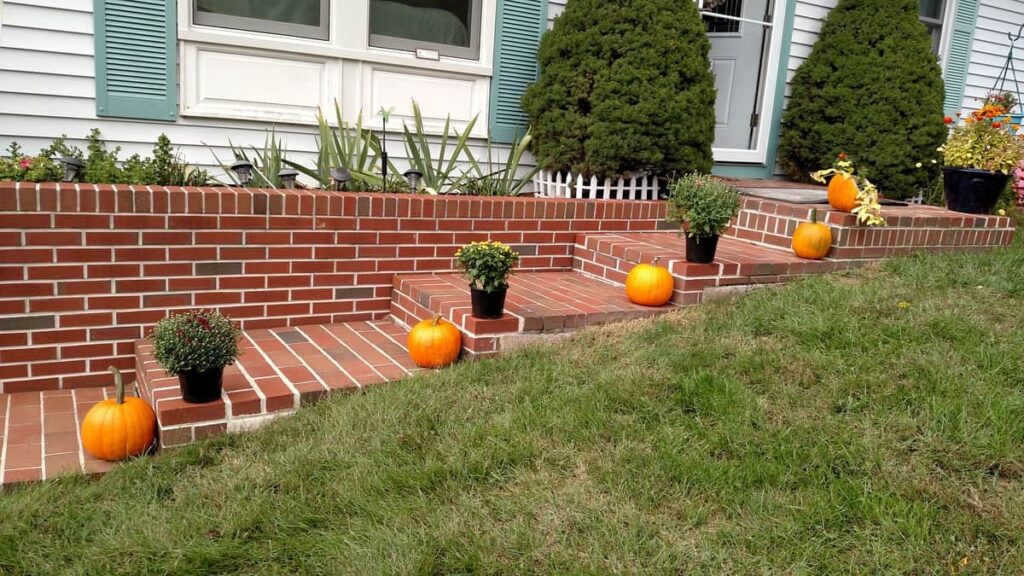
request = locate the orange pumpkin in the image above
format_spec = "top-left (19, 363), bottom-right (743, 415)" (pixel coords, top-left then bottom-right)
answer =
top-left (827, 172), bottom-right (859, 213)
top-left (791, 208), bottom-right (833, 260)
top-left (625, 257), bottom-right (675, 307)
top-left (407, 315), bottom-right (462, 369)
top-left (80, 367), bottom-right (157, 461)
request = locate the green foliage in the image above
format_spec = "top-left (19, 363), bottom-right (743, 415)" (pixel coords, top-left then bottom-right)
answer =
top-left (151, 310), bottom-right (241, 376)
top-left (778, 0), bottom-right (947, 199)
top-left (455, 240), bottom-right (520, 291)
top-left (211, 131), bottom-right (288, 188)
top-left (455, 130), bottom-right (541, 196)
top-left (667, 173), bottom-right (741, 237)
top-left (522, 0), bottom-right (715, 178)
top-left (1, 132), bottom-right (208, 185)
top-left (285, 103), bottom-right (400, 191)
top-left (402, 101), bottom-right (480, 193)
top-left (940, 114), bottom-right (1024, 174)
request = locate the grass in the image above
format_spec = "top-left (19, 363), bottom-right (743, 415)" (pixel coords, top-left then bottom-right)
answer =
top-left (2, 234), bottom-right (1023, 574)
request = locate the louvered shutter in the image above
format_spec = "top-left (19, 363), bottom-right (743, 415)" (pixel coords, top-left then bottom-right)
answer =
top-left (941, 0), bottom-right (979, 116)
top-left (489, 0), bottom-right (547, 143)
top-left (94, 0), bottom-right (178, 121)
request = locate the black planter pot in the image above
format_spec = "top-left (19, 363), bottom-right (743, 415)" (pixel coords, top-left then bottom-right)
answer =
top-left (686, 234), bottom-right (720, 264)
top-left (178, 367), bottom-right (224, 404)
top-left (942, 167), bottom-right (1009, 215)
top-left (470, 285), bottom-right (508, 319)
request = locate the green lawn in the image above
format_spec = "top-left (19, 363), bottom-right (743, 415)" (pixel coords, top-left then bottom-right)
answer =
top-left (2, 233), bottom-right (1023, 574)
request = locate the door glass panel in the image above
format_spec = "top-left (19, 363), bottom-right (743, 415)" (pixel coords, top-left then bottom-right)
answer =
top-left (918, 0), bottom-right (943, 20)
top-left (703, 0), bottom-right (742, 34)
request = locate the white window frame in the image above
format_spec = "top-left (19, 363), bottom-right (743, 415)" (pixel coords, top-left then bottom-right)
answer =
top-left (369, 0), bottom-right (484, 60)
top-left (193, 0), bottom-right (331, 41)
top-left (930, 0), bottom-right (958, 68)
top-left (699, 0), bottom-right (788, 164)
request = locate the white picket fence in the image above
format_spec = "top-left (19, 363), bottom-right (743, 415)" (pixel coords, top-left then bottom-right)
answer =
top-left (532, 170), bottom-right (664, 200)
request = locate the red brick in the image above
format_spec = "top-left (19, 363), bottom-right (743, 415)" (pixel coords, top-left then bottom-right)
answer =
top-left (28, 265), bottom-right (84, 281)
top-left (57, 280), bottom-right (111, 295)
top-left (24, 231), bottom-right (81, 246)
top-left (30, 297), bottom-right (85, 313)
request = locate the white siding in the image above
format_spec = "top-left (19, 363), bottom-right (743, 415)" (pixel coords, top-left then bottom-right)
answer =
top-left (0, 0), bottom-right (517, 179)
top-left (961, 0), bottom-right (1024, 111)
top-left (0, 0), bottom-right (322, 175)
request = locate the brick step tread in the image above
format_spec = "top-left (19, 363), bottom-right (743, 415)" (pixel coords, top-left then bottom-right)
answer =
top-left (391, 270), bottom-right (673, 340)
top-left (576, 232), bottom-right (850, 279)
top-left (0, 388), bottom-right (117, 485)
top-left (135, 320), bottom-right (422, 446)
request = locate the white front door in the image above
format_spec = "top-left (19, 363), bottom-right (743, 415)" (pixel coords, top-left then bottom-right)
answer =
top-left (705, 0), bottom-right (772, 150)
top-left (698, 0), bottom-right (786, 164)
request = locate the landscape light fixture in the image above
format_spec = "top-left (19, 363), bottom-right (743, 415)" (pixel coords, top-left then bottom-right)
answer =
top-left (330, 167), bottom-right (352, 191)
top-left (230, 160), bottom-right (254, 187)
top-left (403, 169), bottom-right (423, 192)
top-left (278, 168), bottom-right (299, 189)
top-left (59, 157), bottom-right (84, 182)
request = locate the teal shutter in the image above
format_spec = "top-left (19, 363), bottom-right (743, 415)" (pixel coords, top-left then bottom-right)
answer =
top-left (489, 0), bottom-right (548, 143)
top-left (94, 0), bottom-right (178, 121)
top-left (941, 0), bottom-right (980, 116)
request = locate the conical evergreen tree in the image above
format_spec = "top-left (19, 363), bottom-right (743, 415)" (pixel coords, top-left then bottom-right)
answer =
top-left (778, 0), bottom-right (947, 198)
top-left (522, 0), bottom-right (716, 178)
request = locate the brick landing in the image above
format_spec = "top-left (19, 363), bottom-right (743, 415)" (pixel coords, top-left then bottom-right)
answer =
top-left (0, 388), bottom-right (116, 485)
top-left (136, 320), bottom-right (422, 447)
top-left (390, 271), bottom-right (672, 355)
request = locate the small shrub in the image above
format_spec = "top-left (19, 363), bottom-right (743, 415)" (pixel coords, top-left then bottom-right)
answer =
top-left (455, 241), bottom-right (520, 291)
top-left (778, 0), bottom-right (947, 199)
top-left (667, 173), bottom-right (741, 237)
top-left (151, 310), bottom-right (241, 376)
top-left (522, 0), bottom-right (716, 178)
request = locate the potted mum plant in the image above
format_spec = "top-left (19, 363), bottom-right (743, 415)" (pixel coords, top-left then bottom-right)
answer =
top-left (151, 309), bottom-right (241, 404)
top-left (455, 241), bottom-right (520, 319)
top-left (939, 99), bottom-right (1024, 214)
top-left (667, 173), bottom-right (741, 263)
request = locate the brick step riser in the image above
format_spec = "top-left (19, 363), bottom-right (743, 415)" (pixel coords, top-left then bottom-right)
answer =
top-left (724, 198), bottom-right (1015, 256)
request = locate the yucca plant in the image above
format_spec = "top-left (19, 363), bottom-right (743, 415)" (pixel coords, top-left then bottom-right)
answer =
top-left (284, 103), bottom-right (398, 191)
top-left (209, 130), bottom-right (287, 188)
top-left (454, 129), bottom-right (540, 196)
top-left (402, 101), bottom-right (480, 193)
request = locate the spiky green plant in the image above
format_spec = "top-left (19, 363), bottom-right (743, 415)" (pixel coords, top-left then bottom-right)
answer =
top-left (401, 101), bottom-right (480, 193)
top-left (453, 129), bottom-right (540, 196)
top-left (209, 130), bottom-right (288, 188)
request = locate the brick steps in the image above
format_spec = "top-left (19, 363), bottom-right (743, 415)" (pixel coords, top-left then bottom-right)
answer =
top-left (389, 271), bottom-right (673, 355)
top-left (0, 388), bottom-right (116, 485)
top-left (572, 232), bottom-right (866, 306)
top-left (136, 320), bottom-right (422, 447)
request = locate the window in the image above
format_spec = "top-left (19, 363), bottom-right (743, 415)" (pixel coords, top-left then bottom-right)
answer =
top-left (918, 0), bottom-right (947, 54)
top-left (369, 0), bottom-right (482, 60)
top-left (194, 0), bottom-right (330, 40)
top-left (702, 0), bottom-right (742, 35)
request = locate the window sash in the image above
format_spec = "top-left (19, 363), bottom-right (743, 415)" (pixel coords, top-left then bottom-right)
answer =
top-left (193, 0), bottom-right (330, 41)
top-left (369, 0), bottom-right (483, 60)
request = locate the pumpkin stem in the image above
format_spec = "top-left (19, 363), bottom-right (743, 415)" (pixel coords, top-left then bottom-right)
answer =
top-left (652, 256), bottom-right (661, 266)
top-left (810, 208), bottom-right (818, 224)
top-left (431, 314), bottom-right (444, 327)
top-left (109, 365), bottom-right (124, 405)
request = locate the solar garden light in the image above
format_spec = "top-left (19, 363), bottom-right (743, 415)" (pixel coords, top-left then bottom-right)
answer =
top-left (403, 169), bottom-right (423, 192)
top-left (59, 157), bottom-right (84, 182)
top-left (278, 168), bottom-right (299, 189)
top-left (230, 160), bottom-right (254, 187)
top-left (330, 167), bottom-right (352, 191)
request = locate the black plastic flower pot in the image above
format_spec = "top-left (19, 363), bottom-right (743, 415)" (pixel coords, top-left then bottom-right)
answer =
top-left (178, 367), bottom-right (224, 404)
top-left (942, 167), bottom-right (1009, 215)
top-left (470, 286), bottom-right (508, 319)
top-left (685, 234), bottom-right (720, 264)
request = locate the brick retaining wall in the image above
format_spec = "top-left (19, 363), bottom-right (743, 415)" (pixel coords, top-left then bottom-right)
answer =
top-left (0, 182), bottom-right (669, 393)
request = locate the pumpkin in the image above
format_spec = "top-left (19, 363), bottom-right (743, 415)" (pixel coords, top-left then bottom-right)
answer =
top-left (625, 257), bottom-right (675, 307)
top-left (407, 315), bottom-right (462, 369)
top-left (791, 208), bottom-right (833, 260)
top-left (80, 366), bottom-right (157, 461)
top-left (827, 172), bottom-right (859, 213)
